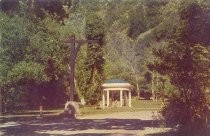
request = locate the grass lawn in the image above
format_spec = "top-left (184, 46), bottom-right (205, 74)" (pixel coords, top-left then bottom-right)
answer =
top-left (80, 99), bottom-right (162, 115)
top-left (0, 99), bottom-right (162, 118)
top-left (132, 99), bottom-right (162, 109)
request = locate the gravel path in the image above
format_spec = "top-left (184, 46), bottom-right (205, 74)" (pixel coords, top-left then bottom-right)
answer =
top-left (0, 111), bottom-right (172, 136)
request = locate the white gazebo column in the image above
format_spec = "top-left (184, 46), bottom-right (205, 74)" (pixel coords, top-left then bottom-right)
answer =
top-left (102, 90), bottom-right (105, 109)
top-left (120, 90), bottom-right (123, 107)
top-left (128, 90), bottom-right (131, 107)
top-left (125, 91), bottom-right (128, 106)
top-left (106, 90), bottom-right (110, 107)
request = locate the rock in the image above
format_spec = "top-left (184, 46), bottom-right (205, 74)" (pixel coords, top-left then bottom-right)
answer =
top-left (63, 101), bottom-right (81, 118)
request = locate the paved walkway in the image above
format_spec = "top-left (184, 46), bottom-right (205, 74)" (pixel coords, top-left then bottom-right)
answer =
top-left (0, 111), bottom-right (172, 136)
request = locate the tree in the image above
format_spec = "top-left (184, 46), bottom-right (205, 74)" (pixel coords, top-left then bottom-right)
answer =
top-left (149, 1), bottom-right (210, 135)
top-left (0, 0), bottom-right (19, 13)
top-left (127, 4), bottom-right (147, 39)
top-left (0, 13), bottom-right (47, 111)
top-left (33, 0), bottom-right (68, 21)
top-left (0, 8), bottom-right (72, 111)
top-left (104, 31), bottom-right (151, 96)
top-left (76, 12), bottom-right (105, 105)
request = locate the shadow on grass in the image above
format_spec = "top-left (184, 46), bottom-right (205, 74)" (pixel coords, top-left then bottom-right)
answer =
top-left (145, 127), bottom-right (210, 136)
top-left (1, 111), bottom-right (58, 116)
top-left (145, 131), bottom-right (177, 136)
top-left (69, 133), bottom-right (136, 136)
top-left (0, 116), bottom-right (165, 136)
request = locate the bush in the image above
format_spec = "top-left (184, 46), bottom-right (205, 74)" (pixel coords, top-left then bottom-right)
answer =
top-left (161, 95), bottom-right (209, 136)
top-left (140, 90), bottom-right (152, 100)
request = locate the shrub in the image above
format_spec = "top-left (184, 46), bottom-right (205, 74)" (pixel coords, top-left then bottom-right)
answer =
top-left (140, 90), bottom-right (152, 100)
top-left (161, 95), bottom-right (209, 136)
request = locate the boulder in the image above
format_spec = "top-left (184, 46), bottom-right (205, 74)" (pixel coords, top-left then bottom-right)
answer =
top-left (63, 101), bottom-right (81, 118)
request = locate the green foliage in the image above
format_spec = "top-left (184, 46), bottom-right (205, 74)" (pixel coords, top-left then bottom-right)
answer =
top-left (104, 31), bottom-right (152, 94)
top-left (7, 61), bottom-right (48, 85)
top-left (127, 4), bottom-right (147, 39)
top-left (150, 1), bottom-right (210, 134)
top-left (161, 95), bottom-right (209, 136)
top-left (1, 86), bottom-right (27, 112)
top-left (77, 12), bottom-right (105, 105)
top-left (0, 0), bottom-right (19, 13)
top-left (85, 13), bottom-right (105, 40)
top-left (144, 0), bottom-right (168, 29)
top-left (0, 8), bottom-right (71, 110)
top-left (33, 0), bottom-right (68, 21)
top-left (140, 90), bottom-right (152, 100)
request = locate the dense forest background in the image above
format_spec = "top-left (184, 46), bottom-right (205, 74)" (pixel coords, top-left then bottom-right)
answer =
top-left (0, 0), bottom-right (210, 113)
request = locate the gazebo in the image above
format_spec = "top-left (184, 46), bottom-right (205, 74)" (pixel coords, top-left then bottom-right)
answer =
top-left (101, 79), bottom-right (133, 109)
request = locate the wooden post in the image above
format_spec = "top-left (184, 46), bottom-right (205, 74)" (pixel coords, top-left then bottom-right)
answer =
top-left (69, 35), bottom-right (76, 101)
top-left (67, 35), bottom-right (99, 101)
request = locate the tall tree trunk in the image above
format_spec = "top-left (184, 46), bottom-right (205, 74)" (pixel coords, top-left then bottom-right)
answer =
top-left (135, 75), bottom-right (140, 98)
top-left (156, 74), bottom-right (158, 102)
top-left (152, 71), bottom-right (155, 101)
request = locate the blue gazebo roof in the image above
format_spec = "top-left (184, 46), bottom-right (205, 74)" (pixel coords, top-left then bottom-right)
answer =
top-left (105, 79), bottom-right (128, 83)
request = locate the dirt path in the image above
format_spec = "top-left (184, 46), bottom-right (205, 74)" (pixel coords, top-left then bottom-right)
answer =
top-left (0, 111), bottom-right (172, 136)
top-left (79, 111), bottom-right (155, 120)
